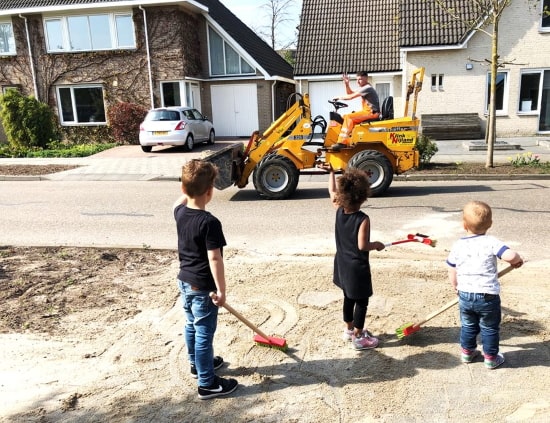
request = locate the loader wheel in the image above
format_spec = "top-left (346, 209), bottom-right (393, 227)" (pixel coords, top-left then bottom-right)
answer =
top-left (253, 155), bottom-right (300, 199)
top-left (348, 150), bottom-right (393, 196)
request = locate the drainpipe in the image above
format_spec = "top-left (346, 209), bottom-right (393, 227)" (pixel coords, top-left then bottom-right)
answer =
top-left (19, 15), bottom-right (39, 100)
top-left (271, 80), bottom-right (277, 121)
top-left (139, 6), bottom-right (155, 108)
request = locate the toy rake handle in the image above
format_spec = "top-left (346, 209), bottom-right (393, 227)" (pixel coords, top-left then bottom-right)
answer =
top-left (209, 292), bottom-right (271, 340)
top-left (417, 265), bottom-right (515, 326)
top-left (384, 239), bottom-right (414, 247)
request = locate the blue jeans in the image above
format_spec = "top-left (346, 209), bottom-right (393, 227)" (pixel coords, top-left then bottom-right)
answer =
top-left (458, 291), bottom-right (501, 357)
top-left (177, 280), bottom-right (218, 387)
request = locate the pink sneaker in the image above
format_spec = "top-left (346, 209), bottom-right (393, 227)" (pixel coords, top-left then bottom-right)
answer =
top-left (351, 333), bottom-right (379, 350)
top-left (343, 329), bottom-right (370, 342)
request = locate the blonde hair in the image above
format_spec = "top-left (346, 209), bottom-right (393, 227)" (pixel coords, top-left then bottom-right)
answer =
top-left (463, 200), bottom-right (492, 234)
top-left (181, 159), bottom-right (218, 198)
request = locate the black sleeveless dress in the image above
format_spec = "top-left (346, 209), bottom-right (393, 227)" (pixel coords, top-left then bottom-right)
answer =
top-left (333, 207), bottom-right (373, 299)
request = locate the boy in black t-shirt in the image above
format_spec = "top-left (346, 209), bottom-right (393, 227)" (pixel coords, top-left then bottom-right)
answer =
top-left (173, 159), bottom-right (238, 400)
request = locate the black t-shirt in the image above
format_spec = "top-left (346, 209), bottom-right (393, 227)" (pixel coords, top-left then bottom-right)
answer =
top-left (174, 204), bottom-right (226, 290)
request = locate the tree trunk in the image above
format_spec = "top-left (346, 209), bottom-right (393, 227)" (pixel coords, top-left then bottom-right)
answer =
top-left (486, 9), bottom-right (500, 168)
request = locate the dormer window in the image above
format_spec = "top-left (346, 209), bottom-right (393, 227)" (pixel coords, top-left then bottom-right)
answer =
top-left (208, 26), bottom-right (255, 76)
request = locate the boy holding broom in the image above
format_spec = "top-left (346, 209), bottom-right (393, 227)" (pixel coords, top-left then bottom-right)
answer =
top-left (173, 159), bottom-right (238, 399)
top-left (447, 200), bottom-right (523, 369)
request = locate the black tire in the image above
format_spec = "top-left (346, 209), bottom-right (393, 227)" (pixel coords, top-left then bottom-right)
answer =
top-left (348, 150), bottom-right (393, 196)
top-left (141, 145), bottom-right (152, 153)
top-left (207, 130), bottom-right (215, 145)
top-left (252, 155), bottom-right (300, 199)
top-left (184, 134), bottom-right (194, 151)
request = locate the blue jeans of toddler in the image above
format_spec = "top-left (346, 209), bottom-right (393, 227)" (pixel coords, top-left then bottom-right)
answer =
top-left (458, 291), bottom-right (501, 357)
top-left (177, 280), bottom-right (218, 387)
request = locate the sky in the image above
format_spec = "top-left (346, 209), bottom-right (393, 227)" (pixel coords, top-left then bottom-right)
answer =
top-left (220, 0), bottom-right (302, 49)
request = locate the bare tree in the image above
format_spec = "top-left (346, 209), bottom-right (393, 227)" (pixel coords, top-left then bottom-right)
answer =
top-left (256, 0), bottom-right (298, 50)
top-left (433, 0), bottom-right (541, 168)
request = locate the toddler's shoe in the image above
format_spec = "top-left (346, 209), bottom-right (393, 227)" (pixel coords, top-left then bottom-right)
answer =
top-left (343, 329), bottom-right (370, 342)
top-left (461, 348), bottom-right (480, 364)
top-left (351, 333), bottom-right (379, 350)
top-left (197, 375), bottom-right (238, 400)
top-left (342, 329), bottom-right (354, 341)
top-left (484, 353), bottom-right (505, 369)
top-left (190, 355), bottom-right (224, 378)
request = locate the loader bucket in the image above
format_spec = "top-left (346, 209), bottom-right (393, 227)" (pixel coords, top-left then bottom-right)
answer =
top-left (201, 143), bottom-right (243, 190)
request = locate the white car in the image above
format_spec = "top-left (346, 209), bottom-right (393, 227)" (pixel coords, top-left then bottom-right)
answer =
top-left (139, 106), bottom-right (215, 153)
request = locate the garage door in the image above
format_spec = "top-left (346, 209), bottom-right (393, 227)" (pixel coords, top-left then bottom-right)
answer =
top-left (211, 84), bottom-right (258, 137)
top-left (308, 80), bottom-right (390, 124)
top-left (308, 81), bottom-right (363, 124)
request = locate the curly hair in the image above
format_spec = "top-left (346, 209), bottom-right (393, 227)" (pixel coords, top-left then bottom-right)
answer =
top-left (463, 200), bottom-right (493, 234)
top-left (335, 168), bottom-right (371, 210)
top-left (181, 159), bottom-right (218, 198)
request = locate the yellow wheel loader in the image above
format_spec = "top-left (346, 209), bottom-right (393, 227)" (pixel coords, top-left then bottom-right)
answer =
top-left (204, 67), bottom-right (425, 199)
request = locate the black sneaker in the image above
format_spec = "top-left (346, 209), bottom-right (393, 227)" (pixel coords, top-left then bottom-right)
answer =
top-left (197, 376), bottom-right (238, 400)
top-left (190, 355), bottom-right (224, 378)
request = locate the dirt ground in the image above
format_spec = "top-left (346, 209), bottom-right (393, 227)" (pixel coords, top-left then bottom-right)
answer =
top-left (1, 242), bottom-right (548, 422)
top-left (1, 161), bottom-right (549, 422)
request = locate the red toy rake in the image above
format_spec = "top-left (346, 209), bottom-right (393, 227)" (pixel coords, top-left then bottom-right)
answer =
top-left (385, 233), bottom-right (437, 248)
top-left (396, 265), bottom-right (515, 339)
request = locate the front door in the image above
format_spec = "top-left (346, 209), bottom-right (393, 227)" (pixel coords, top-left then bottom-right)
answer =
top-left (539, 70), bottom-right (550, 132)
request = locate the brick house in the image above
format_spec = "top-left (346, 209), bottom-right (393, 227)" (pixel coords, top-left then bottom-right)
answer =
top-left (0, 0), bottom-right (295, 141)
top-left (295, 0), bottom-right (550, 138)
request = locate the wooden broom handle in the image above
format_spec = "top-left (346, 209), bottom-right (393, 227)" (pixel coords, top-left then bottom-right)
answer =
top-left (209, 292), bottom-right (271, 340)
top-left (417, 265), bottom-right (515, 326)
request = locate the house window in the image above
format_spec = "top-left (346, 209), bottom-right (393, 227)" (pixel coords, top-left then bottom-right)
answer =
top-left (430, 74), bottom-right (444, 91)
top-left (519, 71), bottom-right (541, 112)
top-left (486, 71), bottom-right (509, 114)
top-left (375, 82), bottom-right (391, 106)
top-left (542, 0), bottom-right (550, 30)
top-left (0, 21), bottom-right (16, 55)
top-left (161, 82), bottom-right (182, 107)
top-left (56, 85), bottom-right (106, 124)
top-left (44, 12), bottom-right (135, 52)
top-left (208, 26), bottom-right (255, 76)
top-left (2, 85), bottom-right (20, 94)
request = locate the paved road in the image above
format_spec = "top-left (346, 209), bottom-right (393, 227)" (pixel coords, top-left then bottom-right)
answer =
top-left (1, 179), bottom-right (549, 269)
top-left (1, 137), bottom-right (549, 182)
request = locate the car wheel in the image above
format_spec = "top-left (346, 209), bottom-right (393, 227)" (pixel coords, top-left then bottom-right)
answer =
top-left (141, 145), bottom-right (153, 153)
top-left (184, 134), bottom-right (194, 152)
top-left (207, 130), bottom-right (215, 145)
top-left (348, 150), bottom-right (393, 196)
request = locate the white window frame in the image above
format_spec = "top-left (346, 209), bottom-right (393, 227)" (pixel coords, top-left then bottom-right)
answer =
top-left (56, 84), bottom-right (106, 125)
top-left (430, 74), bottom-right (444, 91)
top-left (207, 25), bottom-right (255, 76)
top-left (518, 69), bottom-right (544, 114)
top-left (485, 70), bottom-right (509, 116)
top-left (0, 20), bottom-right (16, 55)
top-left (541, 0), bottom-right (550, 31)
top-left (44, 12), bottom-right (135, 52)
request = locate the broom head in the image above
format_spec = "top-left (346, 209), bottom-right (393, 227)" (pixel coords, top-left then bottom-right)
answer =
top-left (395, 322), bottom-right (421, 339)
top-left (253, 334), bottom-right (289, 351)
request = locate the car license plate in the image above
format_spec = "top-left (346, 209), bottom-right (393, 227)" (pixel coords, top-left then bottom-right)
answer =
top-left (153, 131), bottom-right (168, 136)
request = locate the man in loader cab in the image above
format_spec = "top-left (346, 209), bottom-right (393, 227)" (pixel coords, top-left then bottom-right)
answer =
top-left (331, 71), bottom-right (380, 151)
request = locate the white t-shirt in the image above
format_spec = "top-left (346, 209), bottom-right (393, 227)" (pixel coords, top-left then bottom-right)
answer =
top-left (446, 234), bottom-right (509, 295)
